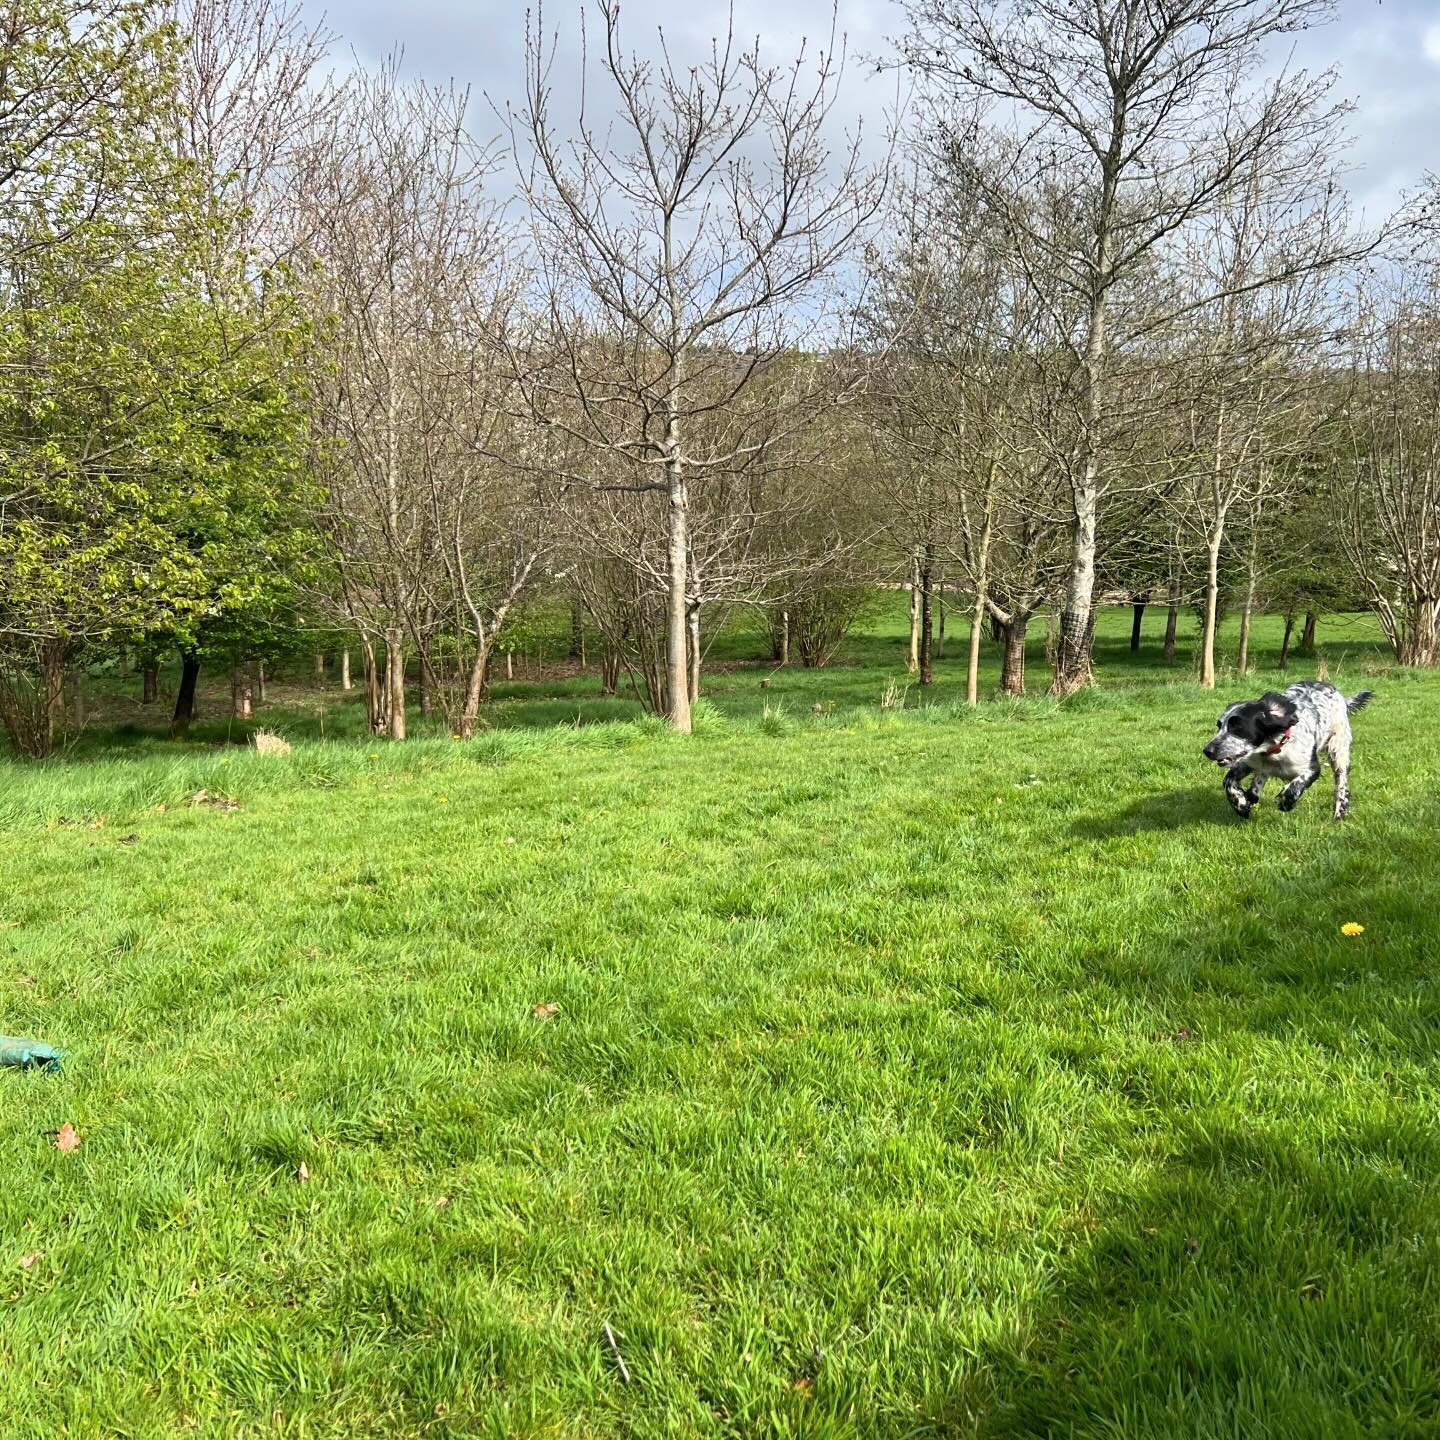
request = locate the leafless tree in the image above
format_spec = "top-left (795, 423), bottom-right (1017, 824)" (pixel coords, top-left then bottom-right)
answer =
top-left (896, 0), bottom-right (1356, 693)
top-left (1340, 263), bottom-right (1440, 667)
top-left (511, 1), bottom-right (886, 731)
top-left (299, 64), bottom-right (544, 738)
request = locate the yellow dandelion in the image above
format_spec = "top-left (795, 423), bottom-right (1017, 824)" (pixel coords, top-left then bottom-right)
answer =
top-left (367, 752), bottom-right (379, 760)
top-left (437, 796), bottom-right (449, 804)
top-left (1340, 922), bottom-right (1365, 937)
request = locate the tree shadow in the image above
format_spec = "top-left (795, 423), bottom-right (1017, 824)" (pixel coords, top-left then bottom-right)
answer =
top-left (948, 802), bottom-right (1440, 1436)
top-left (1069, 784), bottom-right (1238, 837)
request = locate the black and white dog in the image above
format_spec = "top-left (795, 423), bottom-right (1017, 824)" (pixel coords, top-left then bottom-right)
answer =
top-left (1202, 681), bottom-right (1374, 820)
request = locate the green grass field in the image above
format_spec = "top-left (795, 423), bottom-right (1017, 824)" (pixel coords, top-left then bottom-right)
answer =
top-left (3, 608), bottom-right (1439, 1437)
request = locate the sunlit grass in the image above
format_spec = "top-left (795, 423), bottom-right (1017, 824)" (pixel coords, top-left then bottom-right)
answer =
top-left (2, 607), bottom-right (1436, 1436)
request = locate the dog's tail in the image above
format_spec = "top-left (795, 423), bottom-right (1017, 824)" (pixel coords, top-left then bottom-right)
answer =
top-left (1346, 689), bottom-right (1375, 716)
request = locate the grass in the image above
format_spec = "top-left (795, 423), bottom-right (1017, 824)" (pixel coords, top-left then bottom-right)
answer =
top-left (2, 607), bottom-right (1439, 1437)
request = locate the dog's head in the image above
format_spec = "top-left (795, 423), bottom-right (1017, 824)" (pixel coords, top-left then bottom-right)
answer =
top-left (1203, 692), bottom-right (1299, 767)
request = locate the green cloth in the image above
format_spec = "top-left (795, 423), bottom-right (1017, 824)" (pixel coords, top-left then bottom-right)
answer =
top-left (0, 1036), bottom-right (64, 1073)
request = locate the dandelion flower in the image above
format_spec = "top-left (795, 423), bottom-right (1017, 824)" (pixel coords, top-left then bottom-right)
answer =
top-left (437, 796), bottom-right (449, 804)
top-left (1340, 922), bottom-right (1365, 937)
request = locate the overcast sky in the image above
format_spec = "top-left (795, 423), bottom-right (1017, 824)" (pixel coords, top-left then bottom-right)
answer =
top-left (307, 0), bottom-right (1438, 221)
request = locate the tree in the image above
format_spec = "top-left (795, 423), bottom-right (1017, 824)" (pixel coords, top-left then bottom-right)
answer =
top-left (513, 0), bottom-right (884, 732)
top-left (1340, 267), bottom-right (1440, 667)
top-left (896, 0), bottom-right (1353, 693)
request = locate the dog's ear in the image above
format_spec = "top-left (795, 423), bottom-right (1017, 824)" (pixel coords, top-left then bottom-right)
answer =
top-left (1259, 692), bottom-right (1299, 731)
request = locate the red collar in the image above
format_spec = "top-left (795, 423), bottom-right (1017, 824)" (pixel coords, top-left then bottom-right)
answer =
top-left (1265, 728), bottom-right (1293, 756)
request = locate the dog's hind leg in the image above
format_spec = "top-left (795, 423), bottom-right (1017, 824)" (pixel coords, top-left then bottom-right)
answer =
top-left (1330, 732), bottom-right (1353, 819)
top-left (1277, 751), bottom-right (1324, 813)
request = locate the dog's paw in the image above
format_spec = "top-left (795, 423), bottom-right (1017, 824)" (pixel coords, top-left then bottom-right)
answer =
top-left (1228, 796), bottom-right (1253, 819)
top-left (1277, 790), bottom-right (1299, 813)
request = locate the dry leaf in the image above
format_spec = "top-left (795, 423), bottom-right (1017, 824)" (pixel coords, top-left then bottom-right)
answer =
top-left (793, 1378), bottom-right (814, 1398)
top-left (532, 1002), bottom-right (559, 1021)
top-left (433, 1195), bottom-right (451, 1209)
top-left (54, 1122), bottom-right (81, 1153)
top-left (18, 1252), bottom-right (41, 1270)
top-left (295, 1161), bottom-right (310, 1184)
top-left (118, 834), bottom-right (140, 846)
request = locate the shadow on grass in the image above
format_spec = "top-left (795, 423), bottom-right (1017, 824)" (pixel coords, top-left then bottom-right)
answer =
top-left (961, 801), bottom-right (1440, 1437)
top-left (1069, 783), bottom-right (1239, 837)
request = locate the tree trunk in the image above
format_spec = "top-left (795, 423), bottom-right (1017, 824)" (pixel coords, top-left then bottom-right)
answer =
top-left (999, 618), bottom-right (1029, 696)
top-left (601, 647), bottom-right (620, 696)
top-left (665, 465), bottom-right (692, 733)
top-left (1201, 534), bottom-right (1222, 689)
top-left (687, 603), bottom-right (700, 704)
top-left (907, 552), bottom-right (920, 673)
top-left (936, 579), bottom-right (946, 660)
top-left (1054, 488), bottom-right (1098, 693)
top-left (457, 641), bottom-right (493, 740)
top-left (385, 627), bottom-right (406, 741)
top-left (918, 546), bottom-right (935, 687)
top-left (1130, 595), bottom-right (1148, 652)
top-left (40, 640), bottom-right (66, 755)
top-left (419, 639), bottom-right (435, 717)
top-left (1396, 602), bottom-right (1439, 666)
top-left (774, 610), bottom-right (790, 666)
top-left (569, 600), bottom-right (584, 660)
top-left (1163, 600), bottom-right (1179, 664)
top-left (505, 651), bottom-right (513, 681)
top-left (361, 636), bottom-right (384, 734)
top-left (313, 652), bottom-right (325, 679)
top-left (1301, 612), bottom-right (1317, 653)
top-left (142, 664), bottom-right (159, 705)
top-left (341, 649), bottom-right (351, 691)
top-left (118, 648), bottom-right (130, 679)
top-left (1279, 611), bottom-right (1295, 669)
top-left (967, 508), bottom-right (994, 707)
top-left (171, 653), bottom-right (201, 738)
top-left (258, 660), bottom-right (267, 702)
top-left (231, 663), bottom-right (254, 719)
top-left (1236, 599), bottom-right (1254, 675)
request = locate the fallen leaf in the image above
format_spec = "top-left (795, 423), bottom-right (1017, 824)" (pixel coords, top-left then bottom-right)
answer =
top-left (18, 1252), bottom-right (41, 1270)
top-left (295, 1161), bottom-right (310, 1184)
top-left (118, 834), bottom-right (140, 846)
top-left (54, 1122), bottom-right (81, 1154)
top-left (1184, 1236), bottom-right (1200, 1254)
top-left (533, 1002), bottom-right (559, 1021)
top-left (433, 1195), bottom-right (451, 1209)
top-left (793, 1378), bottom-right (814, 1398)
top-left (504, 835), bottom-right (517, 845)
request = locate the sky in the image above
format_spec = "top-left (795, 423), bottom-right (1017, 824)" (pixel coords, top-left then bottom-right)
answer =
top-left (305, 0), bottom-right (1440, 222)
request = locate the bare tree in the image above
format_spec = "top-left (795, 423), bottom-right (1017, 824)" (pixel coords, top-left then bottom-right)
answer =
top-left (512, 1), bottom-right (885, 732)
top-left (896, 0), bottom-right (1354, 693)
top-left (300, 65), bottom-right (525, 739)
top-left (1340, 266), bottom-right (1440, 667)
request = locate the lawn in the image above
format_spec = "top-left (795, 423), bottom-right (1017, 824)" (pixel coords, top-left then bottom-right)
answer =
top-left (3, 609), bottom-right (1439, 1437)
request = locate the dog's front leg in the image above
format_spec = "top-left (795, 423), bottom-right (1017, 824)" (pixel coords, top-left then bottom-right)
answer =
top-left (1224, 766), bottom-right (1255, 818)
top-left (1277, 754), bottom-right (1323, 813)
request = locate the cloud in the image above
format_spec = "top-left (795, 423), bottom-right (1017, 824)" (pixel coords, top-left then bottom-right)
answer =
top-left (1423, 23), bottom-right (1440, 65)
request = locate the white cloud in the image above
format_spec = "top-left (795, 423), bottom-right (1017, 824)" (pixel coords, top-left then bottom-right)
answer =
top-left (1423, 23), bottom-right (1440, 65)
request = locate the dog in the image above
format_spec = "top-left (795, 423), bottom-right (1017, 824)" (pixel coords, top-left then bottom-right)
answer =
top-left (1202, 681), bottom-right (1374, 820)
